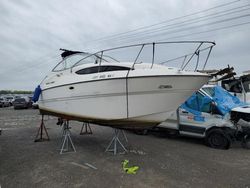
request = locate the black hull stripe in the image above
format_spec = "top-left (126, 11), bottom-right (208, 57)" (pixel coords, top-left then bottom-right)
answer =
top-left (40, 89), bottom-right (194, 103)
top-left (42, 75), bottom-right (210, 91)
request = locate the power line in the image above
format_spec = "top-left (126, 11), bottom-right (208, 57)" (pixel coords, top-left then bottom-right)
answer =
top-left (5, 20), bottom-right (250, 78)
top-left (70, 0), bottom-right (243, 49)
top-left (115, 5), bottom-right (250, 42)
top-left (160, 21), bottom-right (250, 41)
top-left (2, 0), bottom-right (249, 77)
top-left (113, 14), bottom-right (250, 44)
top-left (83, 12), bottom-right (250, 51)
top-left (78, 4), bottom-right (249, 52)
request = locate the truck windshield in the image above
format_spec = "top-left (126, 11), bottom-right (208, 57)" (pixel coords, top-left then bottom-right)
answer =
top-left (202, 87), bottom-right (215, 97)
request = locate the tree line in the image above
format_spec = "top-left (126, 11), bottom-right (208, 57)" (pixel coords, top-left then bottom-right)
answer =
top-left (0, 90), bottom-right (33, 95)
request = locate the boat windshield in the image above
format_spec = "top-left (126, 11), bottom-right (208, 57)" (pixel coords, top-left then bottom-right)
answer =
top-left (52, 53), bottom-right (120, 72)
top-left (53, 53), bottom-right (89, 72)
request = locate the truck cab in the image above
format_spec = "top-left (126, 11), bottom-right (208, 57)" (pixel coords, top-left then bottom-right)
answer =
top-left (159, 85), bottom-right (250, 149)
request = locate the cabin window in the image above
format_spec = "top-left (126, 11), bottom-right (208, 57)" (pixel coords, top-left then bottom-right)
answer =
top-left (75, 66), bottom-right (130, 75)
top-left (76, 66), bottom-right (99, 74)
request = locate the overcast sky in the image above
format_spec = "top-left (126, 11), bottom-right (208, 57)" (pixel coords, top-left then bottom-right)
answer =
top-left (0, 0), bottom-right (249, 90)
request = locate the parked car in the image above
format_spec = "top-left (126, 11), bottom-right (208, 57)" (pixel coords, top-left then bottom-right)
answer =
top-left (13, 97), bottom-right (31, 109)
top-left (0, 98), bottom-right (4, 107)
top-left (4, 96), bottom-right (14, 106)
top-left (0, 97), bottom-right (10, 107)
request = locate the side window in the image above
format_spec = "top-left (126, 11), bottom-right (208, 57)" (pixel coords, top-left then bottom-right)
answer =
top-left (196, 93), bottom-right (211, 113)
top-left (197, 93), bottom-right (222, 115)
top-left (185, 92), bottom-right (211, 113)
top-left (75, 66), bottom-right (99, 74)
top-left (75, 66), bottom-right (130, 75)
top-left (100, 66), bottom-right (130, 72)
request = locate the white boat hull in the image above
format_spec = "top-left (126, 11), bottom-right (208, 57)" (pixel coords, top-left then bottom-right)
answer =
top-left (39, 75), bottom-right (209, 128)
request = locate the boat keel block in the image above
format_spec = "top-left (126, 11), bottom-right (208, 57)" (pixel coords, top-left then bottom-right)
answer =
top-left (105, 128), bottom-right (128, 155)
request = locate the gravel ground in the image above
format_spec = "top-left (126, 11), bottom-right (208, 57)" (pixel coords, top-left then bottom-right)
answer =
top-left (0, 107), bottom-right (250, 188)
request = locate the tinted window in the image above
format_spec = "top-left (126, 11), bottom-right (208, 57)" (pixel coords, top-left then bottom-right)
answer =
top-left (100, 66), bottom-right (130, 72)
top-left (15, 98), bottom-right (26, 102)
top-left (75, 66), bottom-right (130, 75)
top-left (76, 66), bottom-right (99, 75)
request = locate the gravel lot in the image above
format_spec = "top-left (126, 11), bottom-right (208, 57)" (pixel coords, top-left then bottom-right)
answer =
top-left (0, 107), bottom-right (250, 188)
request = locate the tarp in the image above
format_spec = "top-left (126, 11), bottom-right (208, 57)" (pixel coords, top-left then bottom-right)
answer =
top-left (32, 85), bottom-right (41, 102)
top-left (181, 85), bottom-right (246, 116)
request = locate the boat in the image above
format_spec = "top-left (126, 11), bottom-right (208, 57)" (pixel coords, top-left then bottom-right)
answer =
top-left (36, 41), bottom-right (216, 129)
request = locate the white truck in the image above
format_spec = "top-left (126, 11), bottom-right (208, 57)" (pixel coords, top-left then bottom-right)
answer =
top-left (157, 85), bottom-right (250, 149)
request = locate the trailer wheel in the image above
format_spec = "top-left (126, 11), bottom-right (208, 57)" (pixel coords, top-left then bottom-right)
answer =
top-left (206, 129), bottom-right (231, 149)
top-left (242, 135), bottom-right (250, 149)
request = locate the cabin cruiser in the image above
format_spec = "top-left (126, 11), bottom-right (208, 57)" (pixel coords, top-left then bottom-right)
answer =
top-left (37, 41), bottom-right (216, 129)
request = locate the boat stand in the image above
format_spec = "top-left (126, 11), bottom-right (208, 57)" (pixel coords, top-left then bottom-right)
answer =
top-left (80, 122), bottom-right (93, 135)
top-left (34, 115), bottom-right (50, 142)
top-left (60, 120), bottom-right (76, 154)
top-left (105, 128), bottom-right (128, 155)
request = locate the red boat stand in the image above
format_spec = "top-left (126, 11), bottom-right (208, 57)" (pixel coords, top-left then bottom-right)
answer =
top-left (34, 115), bottom-right (50, 142)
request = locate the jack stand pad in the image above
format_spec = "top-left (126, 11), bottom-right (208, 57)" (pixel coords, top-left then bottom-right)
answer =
top-left (105, 128), bottom-right (128, 155)
top-left (80, 122), bottom-right (93, 135)
top-left (34, 115), bottom-right (50, 142)
top-left (60, 121), bottom-right (76, 154)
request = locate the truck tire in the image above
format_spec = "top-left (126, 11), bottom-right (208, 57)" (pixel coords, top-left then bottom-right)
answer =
top-left (205, 129), bottom-right (231, 149)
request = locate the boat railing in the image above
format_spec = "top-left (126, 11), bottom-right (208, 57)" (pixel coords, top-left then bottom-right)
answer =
top-left (54, 41), bottom-right (215, 73)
